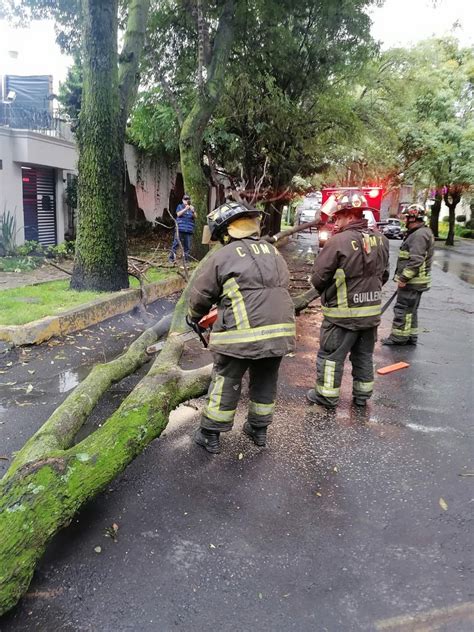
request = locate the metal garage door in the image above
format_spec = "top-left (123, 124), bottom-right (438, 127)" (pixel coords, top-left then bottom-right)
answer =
top-left (22, 166), bottom-right (57, 246)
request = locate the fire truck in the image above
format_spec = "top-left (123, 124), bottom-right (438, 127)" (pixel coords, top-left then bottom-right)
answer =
top-left (318, 186), bottom-right (384, 247)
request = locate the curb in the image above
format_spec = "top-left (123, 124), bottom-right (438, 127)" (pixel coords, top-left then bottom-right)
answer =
top-left (0, 276), bottom-right (186, 347)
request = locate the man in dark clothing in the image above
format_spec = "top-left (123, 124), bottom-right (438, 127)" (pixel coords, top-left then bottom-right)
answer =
top-left (307, 190), bottom-right (390, 409)
top-left (382, 204), bottom-right (434, 346)
top-left (188, 201), bottom-right (296, 453)
top-left (169, 194), bottom-right (196, 263)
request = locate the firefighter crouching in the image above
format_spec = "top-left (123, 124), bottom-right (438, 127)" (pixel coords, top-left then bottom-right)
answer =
top-left (382, 204), bottom-right (434, 346)
top-left (188, 202), bottom-right (296, 454)
top-left (307, 190), bottom-right (390, 409)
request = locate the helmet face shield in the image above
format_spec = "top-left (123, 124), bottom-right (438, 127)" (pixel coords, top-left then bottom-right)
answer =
top-left (402, 204), bottom-right (425, 222)
top-left (207, 202), bottom-right (260, 242)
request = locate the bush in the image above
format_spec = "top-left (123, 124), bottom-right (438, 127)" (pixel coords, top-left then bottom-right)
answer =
top-left (0, 210), bottom-right (17, 255)
top-left (459, 229), bottom-right (474, 239)
top-left (441, 216), bottom-right (450, 222)
top-left (15, 240), bottom-right (45, 256)
top-left (45, 240), bottom-right (75, 260)
top-left (465, 219), bottom-right (474, 230)
top-left (456, 215), bottom-right (466, 223)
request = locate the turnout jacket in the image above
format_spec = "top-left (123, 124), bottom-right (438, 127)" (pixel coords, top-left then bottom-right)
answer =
top-left (188, 237), bottom-right (296, 359)
top-left (311, 219), bottom-right (390, 330)
top-left (395, 225), bottom-right (434, 291)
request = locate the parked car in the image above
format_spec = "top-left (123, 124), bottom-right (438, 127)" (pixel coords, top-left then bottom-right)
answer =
top-left (377, 218), bottom-right (403, 239)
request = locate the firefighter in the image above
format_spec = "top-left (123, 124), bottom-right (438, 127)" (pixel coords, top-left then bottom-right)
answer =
top-left (382, 204), bottom-right (434, 346)
top-left (187, 201), bottom-right (296, 454)
top-left (307, 190), bottom-right (390, 409)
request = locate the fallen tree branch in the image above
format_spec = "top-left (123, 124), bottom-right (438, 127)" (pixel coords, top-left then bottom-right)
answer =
top-left (44, 259), bottom-right (72, 276)
top-left (0, 254), bottom-right (213, 614)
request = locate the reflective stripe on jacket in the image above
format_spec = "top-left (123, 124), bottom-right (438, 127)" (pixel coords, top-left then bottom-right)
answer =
top-left (394, 225), bottom-right (434, 291)
top-left (311, 219), bottom-right (390, 331)
top-left (188, 238), bottom-right (296, 359)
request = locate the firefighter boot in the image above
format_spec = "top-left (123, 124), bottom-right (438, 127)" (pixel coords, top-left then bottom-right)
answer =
top-left (243, 422), bottom-right (267, 447)
top-left (306, 389), bottom-right (335, 414)
top-left (381, 337), bottom-right (407, 346)
top-left (194, 428), bottom-right (220, 454)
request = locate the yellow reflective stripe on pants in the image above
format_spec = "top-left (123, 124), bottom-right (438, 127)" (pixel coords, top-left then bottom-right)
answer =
top-left (203, 375), bottom-right (236, 422)
top-left (392, 313), bottom-right (412, 337)
top-left (401, 267), bottom-right (416, 279)
top-left (353, 380), bottom-right (374, 393)
top-left (334, 268), bottom-right (348, 308)
top-left (317, 360), bottom-right (340, 397)
top-left (322, 305), bottom-right (381, 318)
top-left (222, 278), bottom-right (250, 329)
top-left (210, 322), bottom-right (296, 345)
top-left (249, 400), bottom-right (275, 416)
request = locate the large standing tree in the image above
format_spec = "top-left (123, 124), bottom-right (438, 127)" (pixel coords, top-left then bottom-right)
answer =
top-left (71, 0), bottom-right (151, 290)
top-left (5, 0), bottom-right (151, 290)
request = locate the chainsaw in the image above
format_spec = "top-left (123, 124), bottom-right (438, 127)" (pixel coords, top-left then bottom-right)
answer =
top-left (146, 308), bottom-right (218, 354)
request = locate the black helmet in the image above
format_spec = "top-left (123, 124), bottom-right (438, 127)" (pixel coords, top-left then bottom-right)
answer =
top-left (402, 204), bottom-right (425, 221)
top-left (333, 190), bottom-right (369, 215)
top-left (207, 202), bottom-right (260, 242)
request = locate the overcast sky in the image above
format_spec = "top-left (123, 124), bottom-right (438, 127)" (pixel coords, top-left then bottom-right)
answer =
top-left (0, 0), bottom-right (473, 91)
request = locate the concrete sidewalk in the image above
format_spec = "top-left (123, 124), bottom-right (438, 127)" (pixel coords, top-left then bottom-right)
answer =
top-left (1, 240), bottom-right (473, 631)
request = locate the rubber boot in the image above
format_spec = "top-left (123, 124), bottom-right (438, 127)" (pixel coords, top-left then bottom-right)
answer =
top-left (306, 389), bottom-right (335, 413)
top-left (407, 337), bottom-right (418, 346)
top-left (382, 337), bottom-right (407, 346)
top-left (194, 428), bottom-right (220, 454)
top-left (353, 397), bottom-right (367, 407)
top-left (243, 422), bottom-right (267, 447)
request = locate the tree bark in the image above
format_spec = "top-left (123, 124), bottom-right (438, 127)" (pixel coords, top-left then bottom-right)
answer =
top-left (71, 0), bottom-right (150, 291)
top-left (429, 190), bottom-right (442, 238)
top-left (444, 188), bottom-right (461, 246)
top-left (179, 0), bottom-right (236, 259)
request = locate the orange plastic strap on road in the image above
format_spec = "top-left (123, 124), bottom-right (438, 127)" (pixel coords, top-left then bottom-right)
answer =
top-left (377, 362), bottom-right (410, 375)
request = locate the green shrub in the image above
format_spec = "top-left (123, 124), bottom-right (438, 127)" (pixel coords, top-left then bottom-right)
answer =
top-left (0, 210), bottom-right (17, 255)
top-left (465, 219), bottom-right (474, 230)
top-left (0, 256), bottom-right (42, 272)
top-left (441, 216), bottom-right (450, 222)
top-left (459, 229), bottom-right (474, 239)
top-left (456, 215), bottom-right (466, 223)
top-left (15, 240), bottom-right (45, 256)
top-left (45, 240), bottom-right (75, 259)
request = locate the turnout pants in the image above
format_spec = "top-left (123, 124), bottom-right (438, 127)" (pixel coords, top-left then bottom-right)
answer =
top-left (201, 353), bottom-right (282, 433)
top-left (389, 287), bottom-right (422, 343)
top-left (315, 320), bottom-right (377, 408)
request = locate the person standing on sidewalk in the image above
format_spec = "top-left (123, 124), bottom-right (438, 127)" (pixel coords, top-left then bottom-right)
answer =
top-left (382, 204), bottom-right (434, 346)
top-left (169, 194), bottom-right (196, 263)
top-left (188, 201), bottom-right (296, 454)
top-left (307, 190), bottom-right (390, 410)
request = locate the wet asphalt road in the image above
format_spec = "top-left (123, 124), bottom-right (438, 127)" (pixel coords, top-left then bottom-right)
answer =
top-left (1, 240), bottom-right (473, 632)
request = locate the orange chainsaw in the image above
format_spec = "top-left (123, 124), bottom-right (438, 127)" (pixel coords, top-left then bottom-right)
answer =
top-left (146, 308), bottom-right (218, 354)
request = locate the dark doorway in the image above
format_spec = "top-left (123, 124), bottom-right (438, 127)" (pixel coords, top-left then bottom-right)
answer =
top-left (22, 166), bottom-right (57, 245)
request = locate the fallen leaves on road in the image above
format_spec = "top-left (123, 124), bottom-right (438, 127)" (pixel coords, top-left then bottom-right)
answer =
top-left (238, 452), bottom-right (244, 460)
top-left (94, 546), bottom-right (102, 554)
top-left (105, 523), bottom-right (119, 542)
top-left (26, 384), bottom-right (33, 394)
top-left (439, 497), bottom-right (448, 511)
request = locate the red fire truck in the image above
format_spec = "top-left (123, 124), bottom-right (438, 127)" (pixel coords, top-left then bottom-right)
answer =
top-left (318, 186), bottom-right (384, 247)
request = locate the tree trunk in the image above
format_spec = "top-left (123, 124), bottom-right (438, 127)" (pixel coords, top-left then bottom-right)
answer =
top-left (71, 0), bottom-right (128, 291)
top-left (444, 188), bottom-right (461, 246)
top-left (71, 0), bottom-right (150, 291)
top-left (429, 190), bottom-right (442, 237)
top-left (179, 0), bottom-right (236, 259)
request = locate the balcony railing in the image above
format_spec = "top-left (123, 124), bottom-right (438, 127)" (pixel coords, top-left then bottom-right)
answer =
top-left (0, 104), bottom-right (74, 142)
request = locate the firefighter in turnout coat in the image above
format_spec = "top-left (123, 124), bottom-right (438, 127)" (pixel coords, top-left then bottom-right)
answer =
top-left (382, 204), bottom-right (434, 346)
top-left (307, 190), bottom-right (390, 409)
top-left (188, 202), bottom-right (296, 454)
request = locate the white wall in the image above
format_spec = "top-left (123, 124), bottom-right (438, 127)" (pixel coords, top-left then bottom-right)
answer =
top-left (0, 128), bottom-right (77, 245)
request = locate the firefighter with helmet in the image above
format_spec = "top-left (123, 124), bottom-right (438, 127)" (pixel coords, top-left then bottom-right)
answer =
top-left (382, 204), bottom-right (434, 346)
top-left (188, 201), bottom-right (296, 453)
top-left (307, 190), bottom-right (390, 409)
